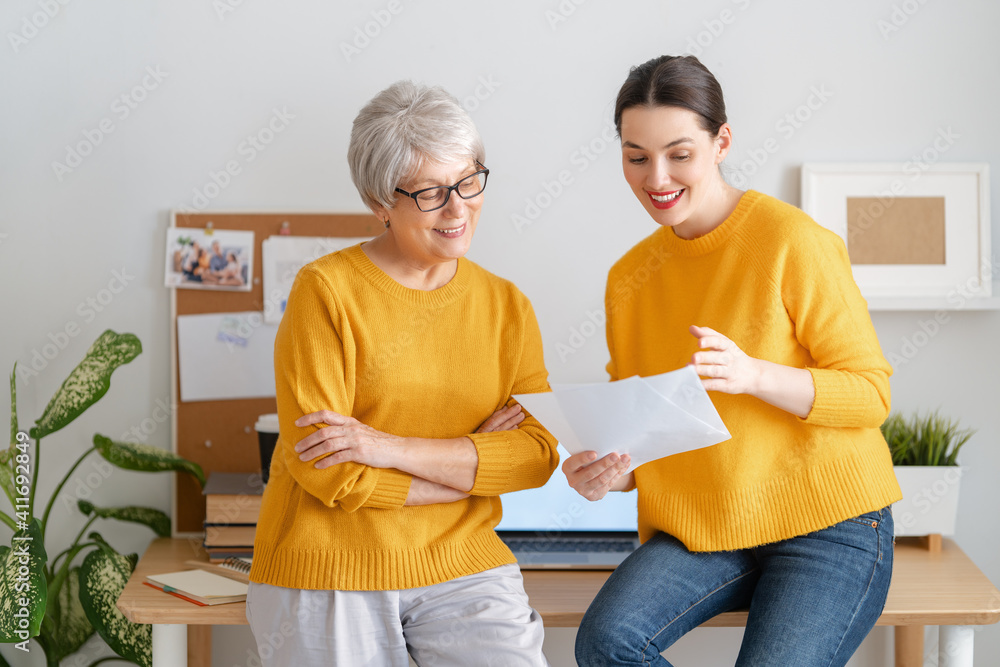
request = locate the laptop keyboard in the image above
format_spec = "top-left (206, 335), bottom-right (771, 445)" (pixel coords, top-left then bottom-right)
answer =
top-left (502, 537), bottom-right (636, 553)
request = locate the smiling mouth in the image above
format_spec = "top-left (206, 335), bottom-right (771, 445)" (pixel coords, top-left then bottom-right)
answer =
top-left (648, 189), bottom-right (684, 209)
top-left (433, 223), bottom-right (466, 238)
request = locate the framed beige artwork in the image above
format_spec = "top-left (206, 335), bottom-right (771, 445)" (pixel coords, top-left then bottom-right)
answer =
top-left (801, 163), bottom-right (991, 299)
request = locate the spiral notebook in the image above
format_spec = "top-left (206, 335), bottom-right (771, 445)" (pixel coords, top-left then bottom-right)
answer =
top-left (183, 557), bottom-right (252, 583)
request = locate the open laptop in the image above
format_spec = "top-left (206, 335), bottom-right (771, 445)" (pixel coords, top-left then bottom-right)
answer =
top-left (496, 445), bottom-right (640, 569)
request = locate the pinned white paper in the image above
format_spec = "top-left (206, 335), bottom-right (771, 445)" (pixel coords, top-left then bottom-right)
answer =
top-left (262, 236), bottom-right (372, 324)
top-left (177, 312), bottom-right (278, 402)
top-left (514, 366), bottom-right (730, 473)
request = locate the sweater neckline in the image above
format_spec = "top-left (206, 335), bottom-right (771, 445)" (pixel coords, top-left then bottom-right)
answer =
top-left (657, 190), bottom-right (761, 257)
top-left (343, 243), bottom-right (470, 306)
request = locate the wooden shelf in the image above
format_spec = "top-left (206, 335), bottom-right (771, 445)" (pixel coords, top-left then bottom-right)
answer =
top-left (868, 282), bottom-right (1000, 311)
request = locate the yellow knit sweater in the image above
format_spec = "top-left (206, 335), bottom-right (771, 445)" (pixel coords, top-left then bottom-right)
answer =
top-left (250, 244), bottom-right (559, 591)
top-left (607, 190), bottom-right (902, 552)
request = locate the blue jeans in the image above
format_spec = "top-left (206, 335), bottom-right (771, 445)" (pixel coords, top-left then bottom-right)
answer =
top-left (576, 508), bottom-right (894, 667)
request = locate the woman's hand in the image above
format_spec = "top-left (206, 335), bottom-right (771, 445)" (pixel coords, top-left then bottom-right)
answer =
top-left (294, 410), bottom-right (401, 470)
top-left (563, 451), bottom-right (632, 502)
top-left (690, 324), bottom-right (816, 418)
top-left (476, 404), bottom-right (525, 433)
top-left (689, 325), bottom-right (761, 395)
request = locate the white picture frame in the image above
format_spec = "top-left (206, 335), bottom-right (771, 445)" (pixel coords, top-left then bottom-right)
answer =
top-left (801, 163), bottom-right (991, 300)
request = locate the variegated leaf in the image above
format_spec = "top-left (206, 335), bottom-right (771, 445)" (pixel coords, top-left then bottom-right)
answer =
top-left (49, 566), bottom-right (96, 662)
top-left (30, 331), bottom-right (142, 440)
top-left (0, 464), bottom-right (14, 509)
top-left (79, 546), bottom-right (151, 667)
top-left (0, 520), bottom-right (47, 642)
top-left (8, 364), bottom-right (17, 451)
top-left (1, 367), bottom-right (18, 504)
top-left (93, 434), bottom-right (205, 488)
top-left (87, 530), bottom-right (114, 553)
top-left (78, 500), bottom-right (171, 538)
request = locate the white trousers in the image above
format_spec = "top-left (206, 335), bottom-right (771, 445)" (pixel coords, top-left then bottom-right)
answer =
top-left (246, 564), bottom-right (549, 667)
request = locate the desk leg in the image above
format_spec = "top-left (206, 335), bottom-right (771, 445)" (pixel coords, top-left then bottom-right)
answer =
top-left (188, 625), bottom-right (212, 667)
top-left (894, 625), bottom-right (924, 667)
top-left (152, 624), bottom-right (188, 667)
top-left (939, 625), bottom-right (974, 667)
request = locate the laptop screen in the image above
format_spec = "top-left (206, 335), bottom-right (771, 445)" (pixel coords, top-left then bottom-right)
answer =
top-left (497, 445), bottom-right (639, 533)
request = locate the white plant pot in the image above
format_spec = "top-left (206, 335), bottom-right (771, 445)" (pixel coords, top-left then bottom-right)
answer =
top-left (891, 466), bottom-right (963, 537)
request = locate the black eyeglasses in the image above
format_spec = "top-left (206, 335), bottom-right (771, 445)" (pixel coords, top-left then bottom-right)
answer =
top-left (395, 162), bottom-right (489, 212)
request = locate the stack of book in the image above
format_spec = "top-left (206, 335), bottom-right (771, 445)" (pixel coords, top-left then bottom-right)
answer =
top-left (203, 472), bottom-right (263, 562)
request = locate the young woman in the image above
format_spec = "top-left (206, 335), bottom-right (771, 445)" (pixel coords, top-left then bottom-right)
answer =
top-left (247, 81), bottom-right (558, 666)
top-left (565, 55), bottom-right (901, 666)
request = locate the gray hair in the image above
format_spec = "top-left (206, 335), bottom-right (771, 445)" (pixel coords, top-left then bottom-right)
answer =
top-left (348, 80), bottom-right (485, 212)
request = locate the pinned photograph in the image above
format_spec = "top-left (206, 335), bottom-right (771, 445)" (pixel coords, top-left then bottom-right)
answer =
top-left (165, 228), bottom-right (254, 291)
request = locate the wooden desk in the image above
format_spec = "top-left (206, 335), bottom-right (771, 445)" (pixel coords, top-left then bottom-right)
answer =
top-left (119, 537), bottom-right (1000, 667)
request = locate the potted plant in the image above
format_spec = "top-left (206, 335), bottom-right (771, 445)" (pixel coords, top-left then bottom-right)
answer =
top-left (882, 411), bottom-right (975, 538)
top-left (0, 330), bottom-right (204, 667)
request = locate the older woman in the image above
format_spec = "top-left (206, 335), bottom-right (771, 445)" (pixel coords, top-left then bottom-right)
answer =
top-left (246, 81), bottom-right (559, 666)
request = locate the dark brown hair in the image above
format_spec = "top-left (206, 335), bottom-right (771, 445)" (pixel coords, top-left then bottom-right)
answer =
top-left (614, 55), bottom-right (727, 137)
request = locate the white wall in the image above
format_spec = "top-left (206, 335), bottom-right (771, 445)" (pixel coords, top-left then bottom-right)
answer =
top-left (2, 1), bottom-right (998, 665)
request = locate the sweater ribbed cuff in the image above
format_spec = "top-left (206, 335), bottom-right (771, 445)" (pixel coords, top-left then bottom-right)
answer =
top-left (803, 367), bottom-right (881, 427)
top-left (467, 432), bottom-right (515, 496)
top-left (365, 468), bottom-right (413, 509)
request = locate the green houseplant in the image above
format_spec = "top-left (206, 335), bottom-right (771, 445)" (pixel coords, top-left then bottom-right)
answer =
top-left (882, 411), bottom-right (975, 466)
top-left (0, 330), bottom-right (205, 667)
top-left (881, 411), bottom-right (975, 537)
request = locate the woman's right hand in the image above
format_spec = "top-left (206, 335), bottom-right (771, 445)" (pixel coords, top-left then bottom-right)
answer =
top-left (562, 451), bottom-right (633, 502)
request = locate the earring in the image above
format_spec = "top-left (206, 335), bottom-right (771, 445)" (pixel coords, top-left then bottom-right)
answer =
top-left (384, 219), bottom-right (390, 228)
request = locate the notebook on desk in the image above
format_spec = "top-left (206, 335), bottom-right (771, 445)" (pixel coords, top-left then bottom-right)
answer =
top-left (496, 447), bottom-right (639, 570)
top-left (144, 569), bottom-right (249, 606)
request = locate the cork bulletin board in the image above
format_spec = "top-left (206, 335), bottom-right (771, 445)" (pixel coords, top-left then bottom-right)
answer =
top-left (169, 212), bottom-right (381, 534)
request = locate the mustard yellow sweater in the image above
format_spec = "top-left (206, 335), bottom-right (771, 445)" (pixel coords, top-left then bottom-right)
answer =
top-left (607, 190), bottom-right (902, 552)
top-left (251, 244), bottom-right (559, 591)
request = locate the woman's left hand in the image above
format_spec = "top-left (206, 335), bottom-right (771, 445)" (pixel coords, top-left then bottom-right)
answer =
top-left (475, 404), bottom-right (525, 433)
top-left (293, 410), bottom-right (401, 470)
top-left (689, 325), bottom-right (761, 395)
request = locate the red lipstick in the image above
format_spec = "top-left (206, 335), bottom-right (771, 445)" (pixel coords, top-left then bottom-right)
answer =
top-left (647, 189), bottom-right (684, 210)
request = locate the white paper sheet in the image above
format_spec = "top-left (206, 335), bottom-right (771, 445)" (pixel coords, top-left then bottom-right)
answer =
top-left (514, 366), bottom-right (730, 473)
top-left (177, 312), bottom-right (278, 402)
top-left (262, 236), bottom-right (372, 324)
